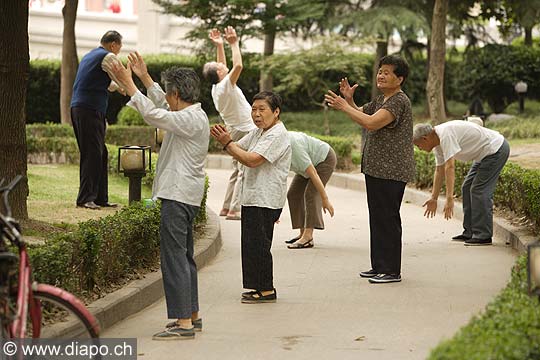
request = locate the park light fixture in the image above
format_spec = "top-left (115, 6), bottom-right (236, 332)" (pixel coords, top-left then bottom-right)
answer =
top-left (155, 128), bottom-right (166, 146)
top-left (514, 80), bottom-right (528, 113)
top-left (528, 241), bottom-right (540, 299)
top-left (117, 145), bottom-right (152, 204)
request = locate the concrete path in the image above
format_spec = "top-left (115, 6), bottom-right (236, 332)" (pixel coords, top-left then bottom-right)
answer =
top-left (103, 169), bottom-right (516, 360)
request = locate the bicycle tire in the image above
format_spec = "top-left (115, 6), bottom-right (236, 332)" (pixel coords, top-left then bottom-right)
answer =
top-left (31, 284), bottom-right (100, 338)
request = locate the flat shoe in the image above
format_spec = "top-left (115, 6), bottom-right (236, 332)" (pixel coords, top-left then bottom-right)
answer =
top-left (96, 202), bottom-right (118, 208)
top-left (241, 289), bottom-right (277, 304)
top-left (287, 240), bottom-right (314, 249)
top-left (285, 236), bottom-right (301, 244)
top-left (76, 201), bottom-right (100, 210)
top-left (452, 234), bottom-right (471, 241)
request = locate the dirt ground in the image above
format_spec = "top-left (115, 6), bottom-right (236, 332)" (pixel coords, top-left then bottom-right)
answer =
top-left (509, 143), bottom-right (540, 169)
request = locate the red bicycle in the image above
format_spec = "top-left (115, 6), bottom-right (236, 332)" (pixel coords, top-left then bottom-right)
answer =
top-left (0, 175), bottom-right (100, 339)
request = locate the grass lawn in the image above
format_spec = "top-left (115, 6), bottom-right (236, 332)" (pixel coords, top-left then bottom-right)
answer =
top-left (27, 164), bottom-right (152, 228)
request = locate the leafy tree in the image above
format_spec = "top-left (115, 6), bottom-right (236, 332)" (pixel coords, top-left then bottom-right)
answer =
top-left (334, 0), bottom-right (429, 100)
top-left (152, 0), bottom-right (346, 90)
top-left (481, 0), bottom-right (540, 46)
top-left (0, 0), bottom-right (29, 219)
top-left (60, 0), bottom-right (78, 125)
top-left (427, 0), bottom-right (448, 124)
top-left (265, 40), bottom-right (369, 134)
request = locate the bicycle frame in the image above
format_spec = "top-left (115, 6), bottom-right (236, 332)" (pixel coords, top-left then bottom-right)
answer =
top-left (1, 176), bottom-right (100, 339)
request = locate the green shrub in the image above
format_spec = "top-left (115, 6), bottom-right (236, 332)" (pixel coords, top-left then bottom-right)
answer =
top-left (30, 178), bottom-right (210, 294)
top-left (429, 255), bottom-right (540, 360)
top-left (27, 60), bottom-right (61, 124)
top-left (458, 44), bottom-right (540, 113)
top-left (487, 116), bottom-right (540, 140)
top-left (117, 106), bottom-right (146, 126)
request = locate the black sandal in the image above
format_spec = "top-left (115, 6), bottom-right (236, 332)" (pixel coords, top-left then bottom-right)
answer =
top-left (287, 240), bottom-right (314, 249)
top-left (285, 236), bottom-right (301, 244)
top-left (241, 289), bottom-right (277, 303)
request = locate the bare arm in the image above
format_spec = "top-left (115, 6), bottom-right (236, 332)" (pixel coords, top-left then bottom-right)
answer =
top-left (305, 165), bottom-right (334, 217)
top-left (325, 90), bottom-right (394, 131)
top-left (443, 158), bottom-right (455, 220)
top-left (224, 26), bottom-right (242, 86)
top-left (209, 29), bottom-right (226, 66)
top-left (423, 165), bottom-right (445, 218)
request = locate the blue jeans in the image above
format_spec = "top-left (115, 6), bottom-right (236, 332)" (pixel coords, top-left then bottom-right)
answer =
top-left (461, 140), bottom-right (510, 240)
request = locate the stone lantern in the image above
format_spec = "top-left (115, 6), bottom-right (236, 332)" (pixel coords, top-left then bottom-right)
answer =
top-left (117, 145), bottom-right (152, 204)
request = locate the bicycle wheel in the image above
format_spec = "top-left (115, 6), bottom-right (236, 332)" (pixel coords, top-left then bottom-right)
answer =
top-left (29, 284), bottom-right (100, 338)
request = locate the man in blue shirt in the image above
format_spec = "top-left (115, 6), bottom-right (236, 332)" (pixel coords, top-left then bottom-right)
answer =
top-left (71, 30), bottom-right (124, 209)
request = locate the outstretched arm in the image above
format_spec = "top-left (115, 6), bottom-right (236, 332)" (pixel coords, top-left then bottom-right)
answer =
top-left (209, 28), bottom-right (226, 66)
top-left (305, 165), bottom-right (334, 217)
top-left (325, 90), bottom-right (394, 131)
top-left (224, 26), bottom-right (243, 86)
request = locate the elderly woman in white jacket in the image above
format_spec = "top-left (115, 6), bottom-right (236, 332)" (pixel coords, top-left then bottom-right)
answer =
top-left (112, 53), bottom-right (208, 341)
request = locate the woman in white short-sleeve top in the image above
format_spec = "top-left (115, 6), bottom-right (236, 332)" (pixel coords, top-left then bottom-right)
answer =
top-left (211, 91), bottom-right (291, 304)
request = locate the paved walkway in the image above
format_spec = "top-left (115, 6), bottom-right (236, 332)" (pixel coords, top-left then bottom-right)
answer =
top-left (103, 169), bottom-right (516, 360)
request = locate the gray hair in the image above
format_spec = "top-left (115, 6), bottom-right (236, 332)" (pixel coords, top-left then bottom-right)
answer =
top-left (202, 62), bottom-right (220, 84)
top-left (413, 123), bottom-right (434, 141)
top-left (161, 67), bottom-right (200, 104)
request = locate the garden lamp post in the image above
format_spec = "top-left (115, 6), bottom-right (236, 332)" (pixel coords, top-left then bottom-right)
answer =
top-left (155, 128), bottom-right (166, 146)
top-left (528, 241), bottom-right (540, 300)
top-left (117, 145), bottom-right (152, 204)
top-left (514, 81), bottom-right (528, 114)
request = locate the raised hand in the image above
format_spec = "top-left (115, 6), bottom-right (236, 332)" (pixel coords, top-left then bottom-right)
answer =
top-left (339, 77), bottom-right (358, 100)
top-left (324, 90), bottom-right (348, 111)
top-left (111, 60), bottom-right (137, 96)
top-left (127, 52), bottom-right (148, 78)
top-left (209, 28), bottom-right (223, 46)
top-left (210, 124), bottom-right (232, 145)
top-left (224, 26), bottom-right (238, 45)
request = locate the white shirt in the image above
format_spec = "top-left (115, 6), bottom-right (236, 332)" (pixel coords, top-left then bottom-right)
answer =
top-left (127, 83), bottom-right (209, 206)
top-left (237, 122), bottom-right (291, 209)
top-left (433, 120), bottom-right (505, 166)
top-left (211, 74), bottom-right (257, 132)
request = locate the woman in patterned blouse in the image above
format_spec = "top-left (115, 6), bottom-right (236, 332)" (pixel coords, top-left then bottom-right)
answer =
top-left (325, 55), bottom-right (415, 284)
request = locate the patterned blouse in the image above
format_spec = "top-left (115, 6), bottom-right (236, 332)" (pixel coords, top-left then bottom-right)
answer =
top-left (361, 91), bottom-right (416, 183)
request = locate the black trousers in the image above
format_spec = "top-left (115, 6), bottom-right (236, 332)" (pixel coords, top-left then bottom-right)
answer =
top-left (241, 206), bottom-right (282, 291)
top-left (365, 174), bottom-right (406, 275)
top-left (71, 107), bottom-right (109, 205)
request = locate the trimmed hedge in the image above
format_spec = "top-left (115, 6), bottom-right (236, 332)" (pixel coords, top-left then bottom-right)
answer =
top-left (429, 255), bottom-right (540, 360)
top-left (29, 174), bottom-right (209, 295)
top-left (414, 149), bottom-right (540, 232)
top-left (117, 106), bottom-right (146, 126)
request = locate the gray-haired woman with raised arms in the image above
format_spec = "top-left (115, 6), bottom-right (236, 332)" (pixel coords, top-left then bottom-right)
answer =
top-left (111, 53), bottom-right (208, 340)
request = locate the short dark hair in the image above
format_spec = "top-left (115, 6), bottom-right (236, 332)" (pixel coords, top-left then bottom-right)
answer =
top-left (379, 55), bottom-right (409, 85)
top-left (202, 63), bottom-right (220, 85)
top-left (252, 91), bottom-right (283, 115)
top-left (161, 67), bottom-right (201, 104)
top-left (100, 30), bottom-right (122, 45)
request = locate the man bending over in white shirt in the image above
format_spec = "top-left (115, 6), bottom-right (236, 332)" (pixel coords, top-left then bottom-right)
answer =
top-left (413, 121), bottom-right (510, 246)
top-left (203, 26), bottom-right (257, 221)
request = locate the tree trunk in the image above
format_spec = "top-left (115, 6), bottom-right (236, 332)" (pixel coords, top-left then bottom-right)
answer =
top-left (524, 26), bottom-right (533, 46)
top-left (259, 29), bottom-right (276, 92)
top-left (426, 0), bottom-right (447, 125)
top-left (0, 1), bottom-right (29, 219)
top-left (371, 39), bottom-right (388, 101)
top-left (60, 0), bottom-right (79, 125)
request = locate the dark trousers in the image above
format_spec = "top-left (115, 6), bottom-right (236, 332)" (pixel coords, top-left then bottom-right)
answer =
top-left (241, 206), bottom-right (282, 291)
top-left (160, 199), bottom-right (200, 319)
top-left (365, 174), bottom-right (406, 275)
top-left (71, 107), bottom-right (109, 205)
